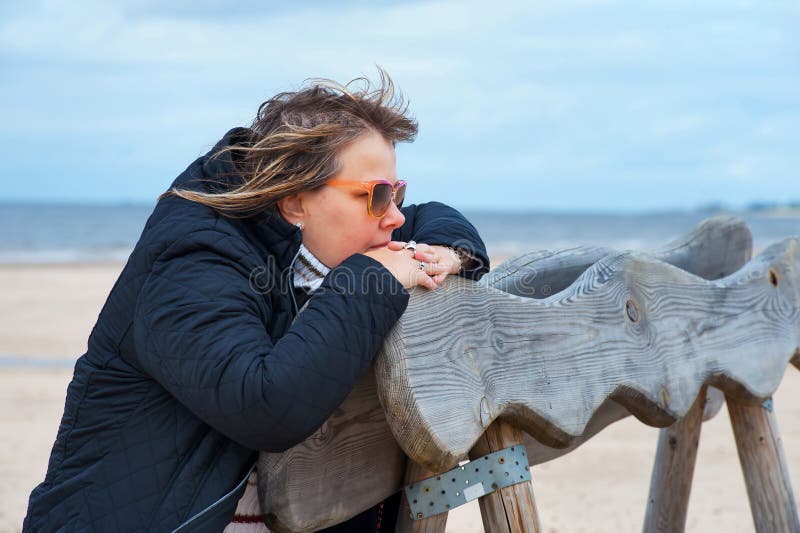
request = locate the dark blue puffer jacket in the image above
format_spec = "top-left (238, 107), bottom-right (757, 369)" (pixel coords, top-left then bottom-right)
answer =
top-left (24, 129), bottom-right (489, 532)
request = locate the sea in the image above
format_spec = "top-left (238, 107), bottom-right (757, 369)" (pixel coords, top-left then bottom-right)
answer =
top-left (0, 203), bottom-right (798, 263)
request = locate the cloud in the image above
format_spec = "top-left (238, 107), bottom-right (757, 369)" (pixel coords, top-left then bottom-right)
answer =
top-left (0, 0), bottom-right (798, 209)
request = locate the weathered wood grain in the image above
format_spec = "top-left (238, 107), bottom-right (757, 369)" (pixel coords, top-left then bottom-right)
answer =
top-left (524, 389), bottom-right (724, 467)
top-left (482, 215), bottom-right (753, 299)
top-left (640, 220), bottom-right (757, 533)
top-left (488, 217), bottom-right (747, 464)
top-left (377, 237), bottom-right (800, 471)
top-left (728, 396), bottom-right (800, 532)
top-left (468, 421), bottom-right (542, 533)
top-left (260, 368), bottom-right (406, 533)
top-left (257, 217), bottom-right (756, 532)
top-left (643, 386), bottom-right (707, 533)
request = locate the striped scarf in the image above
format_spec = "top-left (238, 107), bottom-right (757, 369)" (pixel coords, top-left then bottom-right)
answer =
top-left (292, 243), bottom-right (330, 292)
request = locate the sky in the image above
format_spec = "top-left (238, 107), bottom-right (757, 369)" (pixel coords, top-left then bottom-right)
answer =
top-left (1, 0), bottom-right (798, 212)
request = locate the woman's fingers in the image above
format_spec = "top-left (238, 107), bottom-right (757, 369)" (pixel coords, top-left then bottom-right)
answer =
top-left (409, 260), bottom-right (447, 290)
top-left (414, 250), bottom-right (438, 263)
top-left (412, 262), bottom-right (449, 290)
top-left (427, 245), bottom-right (462, 274)
top-left (370, 242), bottom-right (459, 290)
top-left (422, 261), bottom-right (449, 276)
top-left (415, 272), bottom-right (438, 290)
top-left (389, 241), bottom-right (440, 264)
top-left (431, 273), bottom-right (447, 284)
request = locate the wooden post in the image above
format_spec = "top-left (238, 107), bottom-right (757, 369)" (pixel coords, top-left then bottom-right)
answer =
top-left (727, 396), bottom-right (800, 533)
top-left (468, 420), bottom-right (542, 533)
top-left (395, 459), bottom-right (449, 533)
top-left (643, 385), bottom-right (707, 533)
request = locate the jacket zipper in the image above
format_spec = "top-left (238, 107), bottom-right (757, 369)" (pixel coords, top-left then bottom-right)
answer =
top-left (287, 248), bottom-right (301, 317)
top-left (172, 248), bottom-right (301, 532)
top-left (171, 462), bottom-right (255, 533)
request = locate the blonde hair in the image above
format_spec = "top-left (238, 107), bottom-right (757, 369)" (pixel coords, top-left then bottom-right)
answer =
top-left (162, 69), bottom-right (417, 217)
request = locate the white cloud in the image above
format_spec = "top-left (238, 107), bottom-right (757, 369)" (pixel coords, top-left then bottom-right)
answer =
top-left (1, 0), bottom-right (798, 209)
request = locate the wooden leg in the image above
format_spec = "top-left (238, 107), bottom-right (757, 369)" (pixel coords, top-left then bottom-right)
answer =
top-left (643, 385), bottom-right (707, 533)
top-left (395, 458), bottom-right (449, 533)
top-left (468, 420), bottom-right (542, 533)
top-left (727, 396), bottom-right (800, 533)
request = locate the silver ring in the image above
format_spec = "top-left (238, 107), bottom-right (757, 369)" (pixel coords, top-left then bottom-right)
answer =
top-left (418, 260), bottom-right (425, 271)
top-left (404, 240), bottom-right (417, 252)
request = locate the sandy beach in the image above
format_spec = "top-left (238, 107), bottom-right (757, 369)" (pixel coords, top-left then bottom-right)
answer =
top-left (1, 261), bottom-right (798, 532)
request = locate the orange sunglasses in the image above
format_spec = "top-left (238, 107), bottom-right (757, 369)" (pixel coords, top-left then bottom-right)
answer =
top-left (326, 179), bottom-right (407, 218)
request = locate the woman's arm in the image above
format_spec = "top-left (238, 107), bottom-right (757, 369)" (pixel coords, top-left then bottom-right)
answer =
top-left (393, 201), bottom-right (490, 280)
top-left (133, 228), bottom-right (408, 452)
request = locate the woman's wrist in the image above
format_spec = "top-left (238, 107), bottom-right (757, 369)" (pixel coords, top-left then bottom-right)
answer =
top-left (447, 245), bottom-right (483, 273)
top-left (446, 246), bottom-right (467, 270)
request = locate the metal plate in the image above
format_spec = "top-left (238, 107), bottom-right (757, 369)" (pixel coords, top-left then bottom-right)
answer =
top-left (404, 444), bottom-right (531, 520)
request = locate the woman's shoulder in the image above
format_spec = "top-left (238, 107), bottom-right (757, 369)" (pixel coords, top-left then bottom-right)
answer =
top-left (125, 194), bottom-right (262, 279)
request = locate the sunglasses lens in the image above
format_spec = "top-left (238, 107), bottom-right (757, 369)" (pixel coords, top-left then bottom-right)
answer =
top-left (394, 182), bottom-right (406, 209)
top-left (370, 183), bottom-right (393, 217)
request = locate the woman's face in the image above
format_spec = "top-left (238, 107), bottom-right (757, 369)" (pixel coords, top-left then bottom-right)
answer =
top-left (288, 131), bottom-right (406, 267)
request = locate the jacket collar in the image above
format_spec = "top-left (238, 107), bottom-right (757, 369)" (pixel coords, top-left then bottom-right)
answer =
top-left (199, 128), bottom-right (303, 270)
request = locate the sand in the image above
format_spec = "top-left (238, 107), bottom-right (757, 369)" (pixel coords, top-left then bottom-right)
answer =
top-left (1, 261), bottom-right (798, 532)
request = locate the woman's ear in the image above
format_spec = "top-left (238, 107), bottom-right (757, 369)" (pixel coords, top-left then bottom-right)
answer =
top-left (276, 194), bottom-right (305, 225)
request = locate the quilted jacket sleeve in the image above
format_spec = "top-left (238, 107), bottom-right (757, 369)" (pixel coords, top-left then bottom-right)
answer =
top-left (133, 228), bottom-right (408, 452)
top-left (393, 201), bottom-right (490, 280)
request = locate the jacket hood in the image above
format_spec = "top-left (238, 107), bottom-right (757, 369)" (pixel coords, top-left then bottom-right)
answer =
top-left (172, 128), bottom-right (303, 270)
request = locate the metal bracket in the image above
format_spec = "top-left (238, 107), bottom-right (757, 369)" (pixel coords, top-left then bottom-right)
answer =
top-left (404, 444), bottom-right (531, 520)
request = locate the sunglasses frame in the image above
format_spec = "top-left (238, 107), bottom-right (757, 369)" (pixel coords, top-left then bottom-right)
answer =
top-left (326, 179), bottom-right (407, 218)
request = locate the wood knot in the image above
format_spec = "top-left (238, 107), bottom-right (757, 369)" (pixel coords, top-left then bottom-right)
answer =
top-left (625, 298), bottom-right (640, 323)
top-left (768, 268), bottom-right (779, 287)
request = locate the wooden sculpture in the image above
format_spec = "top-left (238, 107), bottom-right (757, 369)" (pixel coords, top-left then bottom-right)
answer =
top-left (259, 216), bottom-right (800, 533)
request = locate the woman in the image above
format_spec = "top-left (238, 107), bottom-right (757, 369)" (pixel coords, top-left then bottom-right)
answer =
top-left (24, 72), bottom-right (488, 532)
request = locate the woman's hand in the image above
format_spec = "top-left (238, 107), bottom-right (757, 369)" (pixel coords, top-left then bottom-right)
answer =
top-left (362, 245), bottom-right (450, 290)
top-left (386, 241), bottom-right (462, 286)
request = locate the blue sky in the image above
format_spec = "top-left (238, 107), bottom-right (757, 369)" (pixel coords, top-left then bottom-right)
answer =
top-left (1, 1), bottom-right (798, 211)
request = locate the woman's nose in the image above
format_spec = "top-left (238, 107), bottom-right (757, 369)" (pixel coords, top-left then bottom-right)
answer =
top-left (380, 202), bottom-right (405, 229)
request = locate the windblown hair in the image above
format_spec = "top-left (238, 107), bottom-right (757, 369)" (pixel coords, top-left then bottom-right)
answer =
top-left (163, 69), bottom-right (417, 217)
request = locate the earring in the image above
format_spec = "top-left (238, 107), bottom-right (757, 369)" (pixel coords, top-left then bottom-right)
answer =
top-left (295, 221), bottom-right (304, 230)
